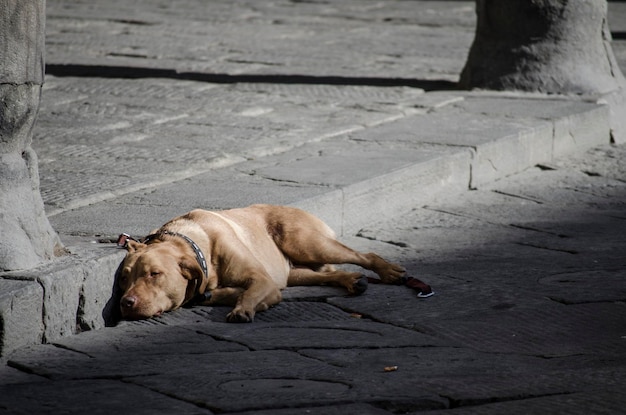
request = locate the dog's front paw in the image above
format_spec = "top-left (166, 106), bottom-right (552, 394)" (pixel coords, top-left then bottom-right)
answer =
top-left (227, 308), bottom-right (255, 323)
top-left (379, 263), bottom-right (406, 284)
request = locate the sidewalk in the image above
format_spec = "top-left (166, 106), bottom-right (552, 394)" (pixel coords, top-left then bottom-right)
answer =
top-left (0, 1), bottom-right (625, 412)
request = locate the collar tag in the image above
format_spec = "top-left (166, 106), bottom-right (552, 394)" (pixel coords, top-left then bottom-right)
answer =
top-left (116, 233), bottom-right (132, 248)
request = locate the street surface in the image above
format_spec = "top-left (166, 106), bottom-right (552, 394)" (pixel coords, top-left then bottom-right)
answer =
top-left (1, 143), bottom-right (624, 414)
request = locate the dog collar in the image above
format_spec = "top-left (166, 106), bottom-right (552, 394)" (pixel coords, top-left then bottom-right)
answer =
top-left (117, 231), bottom-right (208, 280)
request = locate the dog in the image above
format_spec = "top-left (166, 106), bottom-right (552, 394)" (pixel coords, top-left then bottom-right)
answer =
top-left (118, 204), bottom-right (405, 322)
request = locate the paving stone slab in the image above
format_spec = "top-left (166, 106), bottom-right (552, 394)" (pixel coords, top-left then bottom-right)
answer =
top-left (469, 122), bottom-right (554, 188)
top-left (241, 140), bottom-right (458, 188)
top-left (456, 95), bottom-right (606, 120)
top-left (114, 301), bottom-right (356, 326)
top-left (537, 268), bottom-right (626, 304)
top-left (355, 101), bottom-right (540, 147)
top-left (51, 323), bottom-right (249, 357)
top-left (412, 253), bottom-right (626, 306)
top-left (415, 371), bottom-right (626, 413)
top-left (301, 347), bottom-right (626, 411)
top-left (422, 188), bottom-right (625, 238)
top-left (551, 142), bottom-right (626, 180)
top-left (338, 152), bottom-right (469, 233)
top-left (337, 256), bottom-right (622, 317)
top-left (456, 93), bottom-right (612, 155)
top-left (358, 205), bottom-right (626, 269)
top-left (252, 301), bottom-right (355, 323)
top-left (194, 319), bottom-right (448, 350)
top-left (417, 97), bottom-right (608, 185)
top-left (327, 276), bottom-right (559, 330)
top-left (8, 345), bottom-right (272, 381)
top-left (35, 76), bottom-right (424, 216)
top-left (346, 97), bottom-right (609, 187)
top-left (358, 212), bottom-right (547, 261)
top-left (124, 349), bottom-right (446, 412)
top-left (122, 350), bottom-right (364, 412)
top-left (47, 168), bottom-right (333, 240)
top-left (0, 364), bottom-right (48, 385)
top-left (413, 302), bottom-right (626, 357)
top-left (230, 403), bottom-right (393, 415)
top-left (484, 167), bottom-right (626, 209)
top-left (344, 102), bottom-right (556, 190)
top-left (0, 379), bottom-right (212, 415)
top-left (44, 0), bottom-right (475, 80)
top-left (416, 387), bottom-right (626, 415)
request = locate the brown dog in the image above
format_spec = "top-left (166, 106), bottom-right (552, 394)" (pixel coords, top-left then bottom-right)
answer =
top-left (118, 204), bottom-right (405, 322)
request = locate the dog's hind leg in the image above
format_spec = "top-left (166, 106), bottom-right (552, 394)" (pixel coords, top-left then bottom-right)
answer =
top-left (287, 268), bottom-right (368, 295)
top-left (281, 236), bottom-right (405, 284)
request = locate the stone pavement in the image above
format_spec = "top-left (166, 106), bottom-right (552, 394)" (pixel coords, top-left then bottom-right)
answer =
top-left (0, 0), bottom-right (625, 412)
top-left (1, 142), bottom-right (625, 414)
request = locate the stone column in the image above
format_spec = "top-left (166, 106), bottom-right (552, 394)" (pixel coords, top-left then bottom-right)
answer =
top-left (460, 0), bottom-right (625, 93)
top-left (1, 0), bottom-right (64, 270)
top-left (459, 0), bottom-right (626, 142)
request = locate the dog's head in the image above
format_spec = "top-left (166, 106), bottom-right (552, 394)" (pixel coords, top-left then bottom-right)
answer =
top-left (119, 239), bottom-right (207, 319)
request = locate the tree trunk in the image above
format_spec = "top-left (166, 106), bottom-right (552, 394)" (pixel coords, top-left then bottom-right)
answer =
top-left (459, 0), bottom-right (626, 94)
top-left (1, 0), bottom-right (64, 270)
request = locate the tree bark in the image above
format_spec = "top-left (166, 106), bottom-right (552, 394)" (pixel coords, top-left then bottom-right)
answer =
top-left (1, 0), bottom-right (64, 270)
top-left (459, 0), bottom-right (626, 94)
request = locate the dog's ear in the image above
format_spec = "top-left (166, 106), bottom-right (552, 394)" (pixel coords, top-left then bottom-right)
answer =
top-left (180, 257), bottom-right (209, 303)
top-left (126, 240), bottom-right (146, 253)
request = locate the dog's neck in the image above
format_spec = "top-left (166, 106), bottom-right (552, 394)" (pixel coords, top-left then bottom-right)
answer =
top-left (148, 218), bottom-right (212, 274)
top-left (155, 219), bottom-right (210, 250)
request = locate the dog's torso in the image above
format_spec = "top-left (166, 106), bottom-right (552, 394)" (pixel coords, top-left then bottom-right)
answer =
top-left (168, 207), bottom-right (292, 290)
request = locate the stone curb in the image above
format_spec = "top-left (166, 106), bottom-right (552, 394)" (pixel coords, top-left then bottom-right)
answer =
top-left (1, 246), bottom-right (124, 359)
top-left (293, 97), bottom-right (610, 234)
top-left (0, 97), bottom-right (611, 359)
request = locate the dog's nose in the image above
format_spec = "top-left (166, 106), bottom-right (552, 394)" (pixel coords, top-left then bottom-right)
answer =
top-left (120, 295), bottom-right (137, 309)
